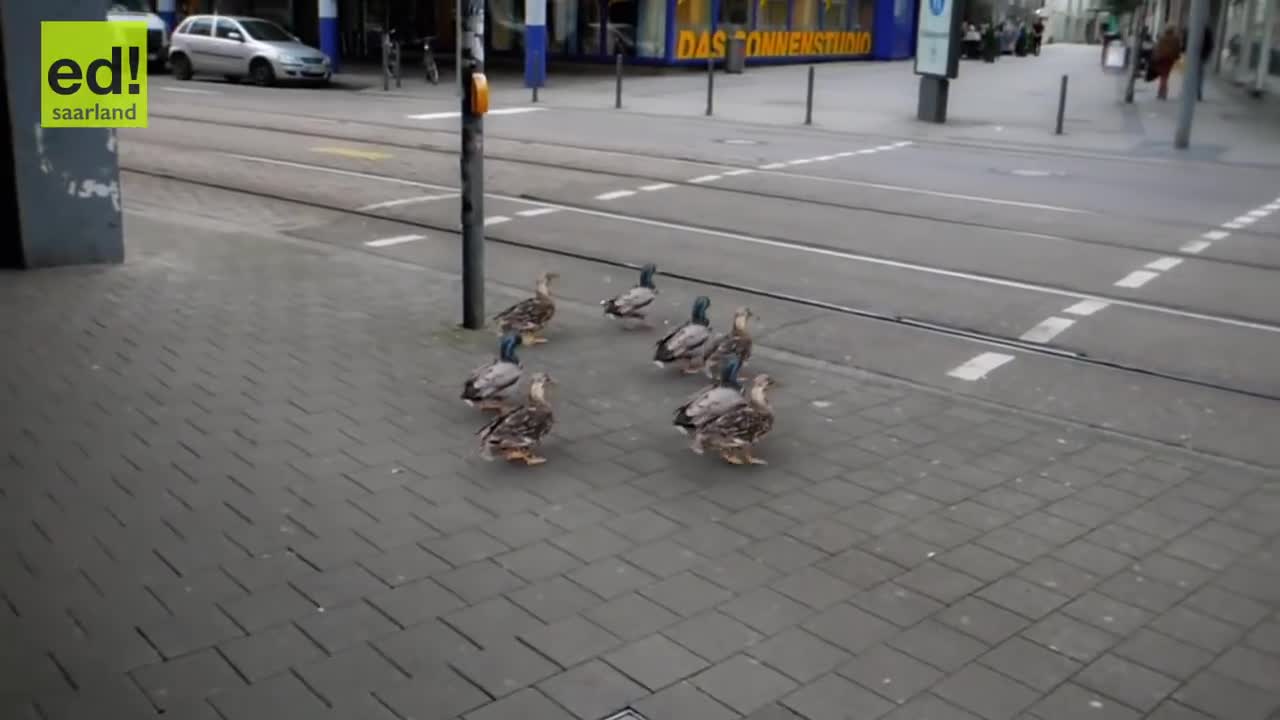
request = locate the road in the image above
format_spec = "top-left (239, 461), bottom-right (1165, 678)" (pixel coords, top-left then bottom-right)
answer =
top-left (125, 57), bottom-right (1280, 469)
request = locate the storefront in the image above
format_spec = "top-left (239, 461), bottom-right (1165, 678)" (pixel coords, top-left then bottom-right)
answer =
top-left (488, 0), bottom-right (915, 65)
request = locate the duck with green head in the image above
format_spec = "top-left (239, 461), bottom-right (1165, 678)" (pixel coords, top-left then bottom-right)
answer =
top-left (601, 263), bottom-right (658, 329)
top-left (674, 353), bottom-right (747, 435)
top-left (461, 333), bottom-right (524, 412)
top-left (654, 296), bottom-right (713, 374)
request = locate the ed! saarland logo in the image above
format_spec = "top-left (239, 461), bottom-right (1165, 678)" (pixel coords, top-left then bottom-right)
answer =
top-left (41, 21), bottom-right (148, 128)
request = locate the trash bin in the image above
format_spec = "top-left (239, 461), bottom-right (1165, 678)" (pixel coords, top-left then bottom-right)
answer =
top-left (725, 29), bottom-right (746, 74)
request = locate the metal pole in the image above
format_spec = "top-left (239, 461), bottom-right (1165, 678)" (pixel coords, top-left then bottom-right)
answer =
top-left (456, 0), bottom-right (464, 97)
top-left (1254, 0), bottom-right (1275, 95)
top-left (615, 52), bottom-right (623, 108)
top-left (394, 40), bottom-right (402, 88)
top-left (1177, 0), bottom-right (1210, 147)
top-left (1124, 0), bottom-right (1147, 102)
top-left (460, 0), bottom-right (485, 328)
top-left (1055, 74), bottom-right (1068, 134)
top-left (381, 32), bottom-right (389, 91)
top-left (804, 65), bottom-right (815, 125)
top-left (1213, 0), bottom-right (1231, 73)
top-left (705, 57), bottom-right (714, 116)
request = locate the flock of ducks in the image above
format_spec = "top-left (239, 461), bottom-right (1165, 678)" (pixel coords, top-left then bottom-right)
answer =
top-left (462, 266), bottom-right (778, 467)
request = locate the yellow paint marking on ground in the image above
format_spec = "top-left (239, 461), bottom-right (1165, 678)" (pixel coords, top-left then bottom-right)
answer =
top-left (311, 146), bottom-right (392, 160)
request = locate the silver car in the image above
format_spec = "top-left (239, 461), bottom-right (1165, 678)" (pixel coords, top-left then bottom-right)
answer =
top-left (169, 14), bottom-right (331, 86)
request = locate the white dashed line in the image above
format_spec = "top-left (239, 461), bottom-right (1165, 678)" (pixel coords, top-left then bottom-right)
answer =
top-left (857, 149), bottom-right (878, 154)
top-left (835, 151), bottom-right (857, 158)
top-left (689, 175), bottom-right (722, 183)
top-left (723, 168), bottom-right (755, 176)
top-left (357, 193), bottom-right (457, 211)
top-left (1265, 203), bottom-right (1280, 211)
top-left (1248, 209), bottom-right (1270, 217)
top-left (788, 158), bottom-right (815, 165)
top-left (1114, 270), bottom-right (1159, 288)
top-left (365, 234), bottom-right (425, 247)
top-left (1180, 240), bottom-right (1212, 254)
top-left (596, 190), bottom-right (636, 200)
top-left (1145, 257), bottom-right (1184, 271)
top-left (758, 162), bottom-right (787, 169)
top-left (1223, 222), bottom-right (1246, 229)
top-left (813, 155), bottom-right (837, 161)
top-left (517, 207), bottom-right (560, 217)
top-left (948, 353), bottom-right (1016, 381)
top-left (1233, 215), bottom-right (1258, 225)
top-left (1202, 230), bottom-right (1230, 241)
top-left (484, 215), bottom-right (511, 226)
top-left (1020, 317), bottom-right (1076, 343)
top-left (408, 107), bottom-right (545, 120)
top-left (639, 183), bottom-right (675, 191)
top-left (893, 141), bottom-right (914, 147)
top-left (1063, 299), bottom-right (1110, 316)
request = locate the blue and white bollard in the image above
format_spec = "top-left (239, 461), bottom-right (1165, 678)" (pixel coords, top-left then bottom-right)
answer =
top-left (319, 0), bottom-right (340, 73)
top-left (157, 0), bottom-right (176, 30)
top-left (524, 0), bottom-right (547, 90)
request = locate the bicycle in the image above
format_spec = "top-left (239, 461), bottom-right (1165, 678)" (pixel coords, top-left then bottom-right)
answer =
top-left (423, 36), bottom-right (440, 85)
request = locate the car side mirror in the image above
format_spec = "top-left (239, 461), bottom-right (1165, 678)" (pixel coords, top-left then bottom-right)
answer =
top-left (228, 31), bottom-right (244, 42)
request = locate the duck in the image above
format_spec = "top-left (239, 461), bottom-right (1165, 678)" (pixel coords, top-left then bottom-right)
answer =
top-left (673, 354), bottom-right (747, 435)
top-left (461, 333), bottom-right (524, 411)
top-left (478, 372), bottom-right (556, 465)
top-left (601, 263), bottom-right (658, 328)
top-left (494, 272), bottom-right (558, 345)
top-left (692, 373), bottom-right (777, 465)
top-left (700, 307), bottom-right (754, 380)
top-left (654, 296), bottom-right (713, 373)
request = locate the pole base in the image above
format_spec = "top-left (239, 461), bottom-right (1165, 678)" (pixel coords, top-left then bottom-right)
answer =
top-left (917, 75), bottom-right (949, 124)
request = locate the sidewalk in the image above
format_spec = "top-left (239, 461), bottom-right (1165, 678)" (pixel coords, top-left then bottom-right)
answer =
top-left (2, 197), bottom-right (1279, 720)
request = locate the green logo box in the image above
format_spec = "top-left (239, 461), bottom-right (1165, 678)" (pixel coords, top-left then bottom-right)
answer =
top-left (41, 20), bottom-right (149, 128)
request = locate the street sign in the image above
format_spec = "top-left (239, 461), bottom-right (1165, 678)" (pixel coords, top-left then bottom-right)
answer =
top-left (913, 0), bottom-right (961, 78)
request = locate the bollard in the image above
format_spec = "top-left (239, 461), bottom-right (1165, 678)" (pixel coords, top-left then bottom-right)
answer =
top-left (394, 41), bottom-right (401, 88)
top-left (1054, 74), bottom-right (1068, 135)
top-left (533, 85), bottom-right (539, 103)
top-left (381, 33), bottom-right (389, 91)
top-left (804, 65), bottom-right (815, 125)
top-left (706, 57), bottom-right (714, 116)
top-left (615, 53), bottom-right (623, 109)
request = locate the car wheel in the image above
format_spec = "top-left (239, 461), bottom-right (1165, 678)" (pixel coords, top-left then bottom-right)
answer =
top-left (171, 53), bottom-right (193, 80)
top-left (250, 59), bottom-right (275, 87)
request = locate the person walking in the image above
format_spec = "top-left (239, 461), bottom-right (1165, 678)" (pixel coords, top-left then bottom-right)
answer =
top-left (1152, 24), bottom-right (1182, 100)
top-left (1197, 23), bottom-right (1215, 100)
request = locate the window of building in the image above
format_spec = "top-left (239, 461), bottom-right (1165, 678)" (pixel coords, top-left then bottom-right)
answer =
top-left (852, 0), bottom-right (873, 29)
top-left (792, 0), bottom-right (819, 30)
top-left (550, 0), bottom-right (579, 53)
top-left (489, 0), bottom-right (521, 51)
top-left (634, 0), bottom-right (666, 56)
top-left (822, 0), bottom-right (848, 29)
top-left (757, 0), bottom-right (789, 30)
top-left (675, 0), bottom-right (713, 36)
top-left (720, 0), bottom-right (750, 25)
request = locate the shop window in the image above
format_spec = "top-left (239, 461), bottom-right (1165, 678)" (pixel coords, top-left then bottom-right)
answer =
top-left (720, 0), bottom-right (750, 25)
top-left (822, 0), bottom-right (848, 29)
top-left (852, 0), bottom-right (873, 29)
top-left (676, 0), bottom-right (713, 35)
top-left (581, 0), bottom-right (604, 54)
top-left (489, 0), bottom-right (521, 51)
top-left (792, 0), bottom-right (819, 30)
top-left (551, 0), bottom-right (580, 53)
top-left (633, 0), bottom-right (667, 56)
top-left (756, 0), bottom-right (788, 30)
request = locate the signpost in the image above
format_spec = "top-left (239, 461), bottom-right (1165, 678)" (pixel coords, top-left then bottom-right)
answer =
top-left (914, 0), bottom-right (962, 123)
top-left (460, 0), bottom-right (488, 329)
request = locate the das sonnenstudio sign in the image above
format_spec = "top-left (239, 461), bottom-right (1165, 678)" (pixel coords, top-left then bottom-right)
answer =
top-left (914, 0), bottom-right (961, 78)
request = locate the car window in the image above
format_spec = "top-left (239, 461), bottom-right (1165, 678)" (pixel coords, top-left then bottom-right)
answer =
top-left (238, 19), bottom-right (294, 42)
top-left (183, 18), bottom-right (212, 35)
top-left (214, 19), bottom-right (242, 39)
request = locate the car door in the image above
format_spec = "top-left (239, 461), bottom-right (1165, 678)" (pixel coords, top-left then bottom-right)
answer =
top-left (178, 16), bottom-right (215, 73)
top-left (211, 18), bottom-right (252, 75)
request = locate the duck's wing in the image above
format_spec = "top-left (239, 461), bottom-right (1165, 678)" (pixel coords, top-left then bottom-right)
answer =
top-left (658, 322), bottom-right (712, 360)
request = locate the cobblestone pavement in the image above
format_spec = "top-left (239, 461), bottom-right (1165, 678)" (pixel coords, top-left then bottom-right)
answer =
top-left (2, 207), bottom-right (1279, 720)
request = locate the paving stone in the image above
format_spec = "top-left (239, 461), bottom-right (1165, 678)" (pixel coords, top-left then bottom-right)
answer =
top-left (974, 488), bottom-right (1044, 517)
top-left (838, 643), bottom-right (942, 704)
top-left (642, 572), bottom-right (734, 617)
top-left (693, 551), bottom-right (780, 592)
top-left (800, 480), bottom-right (873, 509)
top-left (746, 627), bottom-right (850, 684)
top-left (290, 529), bottom-right (381, 571)
top-left (1185, 584), bottom-right (1271, 627)
top-left (1209, 645), bottom-right (1280, 692)
top-left (633, 681), bottom-right (740, 720)
top-left (879, 693), bottom-right (982, 720)
top-left (538, 660), bottom-right (648, 720)
top-left (666, 611), bottom-right (765, 662)
top-left (373, 620), bottom-right (478, 678)
top-left (219, 623), bottom-right (325, 682)
top-left (1080, 525), bottom-right (1164, 559)
top-left (1016, 556), bottom-right (1100, 598)
top-left (438, 561), bottom-right (528, 604)
top-left (483, 512), bottom-right (562, 548)
top-left (786, 518), bottom-right (866, 555)
top-left (743, 702), bottom-right (806, 720)
top-left (451, 638), bottom-right (560, 697)
top-left (551, 525), bottom-right (634, 563)
top-left (1145, 700), bottom-right (1215, 720)
top-left (367, 576), bottom-right (467, 628)
top-left (800, 602), bottom-right (899, 656)
top-left (937, 596), bottom-right (1030, 645)
top-left (1245, 621), bottom-right (1280, 655)
top-left (359, 542), bottom-right (450, 586)
top-left (1111, 628), bottom-right (1214, 681)
top-left (426, 530), bottom-right (511, 568)
top-left (209, 671), bottom-right (329, 720)
top-left (979, 635), bottom-right (1082, 692)
top-left (138, 605), bottom-right (244, 660)
top-left (291, 564), bottom-right (388, 608)
top-left (1134, 554), bottom-right (1214, 592)
top-left (976, 527), bottom-right (1054, 564)
top-left (722, 506), bottom-right (799, 541)
top-left (1029, 683), bottom-right (1141, 720)
top-left (1021, 612), bottom-right (1119, 663)
top-left (851, 582), bottom-right (943, 628)
top-left (935, 543), bottom-right (1021, 583)
top-left (375, 664), bottom-right (491, 720)
top-left (445, 596), bottom-right (546, 650)
top-left (130, 648), bottom-right (245, 711)
top-left (296, 600), bottom-right (398, 653)
top-left (1172, 670), bottom-right (1280, 720)
top-left (521, 615), bottom-right (621, 669)
top-left (781, 672), bottom-right (895, 720)
top-left (509, 577), bottom-right (604, 624)
top-left (604, 634), bottom-right (711, 691)
top-left (464, 688), bottom-right (576, 720)
top-left (832, 503), bottom-right (907, 535)
top-left (905, 515), bottom-right (982, 550)
top-left (934, 664), bottom-right (1040, 720)
top-left (495, 543), bottom-right (583, 583)
top-left (770, 566), bottom-right (856, 610)
top-left (693, 655), bottom-right (799, 716)
top-left (624, 540), bottom-right (706, 578)
top-left (587, 593), bottom-right (680, 641)
top-left (816, 548), bottom-right (903, 590)
top-left (862, 531), bottom-right (942, 569)
top-left (1059, 592), bottom-right (1151, 639)
top-left (977, 576), bottom-right (1070, 621)
top-left (743, 536), bottom-right (827, 573)
top-left (221, 582), bottom-right (316, 632)
top-left (606, 509), bottom-right (683, 544)
top-left (887, 619), bottom-right (988, 673)
top-left (1075, 653), bottom-right (1180, 713)
top-left (721, 587), bottom-right (815, 636)
top-left (895, 561), bottom-right (984, 604)
top-left (568, 558), bottom-right (655, 599)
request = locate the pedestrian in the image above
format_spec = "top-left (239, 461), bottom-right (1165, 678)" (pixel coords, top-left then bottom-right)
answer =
top-left (1197, 23), bottom-right (1214, 101)
top-left (1152, 24), bottom-right (1181, 100)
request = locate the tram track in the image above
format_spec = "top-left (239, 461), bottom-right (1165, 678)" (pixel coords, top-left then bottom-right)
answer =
top-left (121, 163), bottom-right (1280, 404)
top-left (139, 112), bottom-right (1280, 275)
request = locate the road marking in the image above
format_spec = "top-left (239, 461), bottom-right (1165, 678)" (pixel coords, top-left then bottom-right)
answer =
top-left (225, 153), bottom-right (1280, 336)
top-left (788, 158), bottom-right (815, 165)
top-left (1180, 240), bottom-right (1212, 254)
top-left (948, 353), bottom-right (1016, 381)
top-left (689, 175), bottom-right (722, 183)
top-left (1233, 215), bottom-right (1258, 225)
top-left (875, 145), bottom-right (896, 151)
top-left (1202, 230), bottom-right (1230, 241)
top-left (517, 207), bottom-right (560, 217)
top-left (813, 155), bottom-right (837, 161)
top-left (758, 162), bottom-right (787, 169)
top-left (1063, 299), bottom-right (1109, 316)
top-left (407, 107), bottom-right (545, 120)
top-left (1019, 317), bottom-right (1076, 343)
top-left (1114, 270), bottom-right (1159, 288)
top-left (857, 149), bottom-right (878, 154)
top-left (756, 170), bottom-right (1092, 214)
top-left (640, 183), bottom-right (675, 191)
top-left (312, 146), bottom-right (392, 160)
top-left (1265, 203), bottom-right (1280, 211)
top-left (365, 234), bottom-right (425, 247)
top-left (893, 141), bottom-right (914, 147)
top-left (723, 169), bottom-right (754, 176)
top-left (835, 151), bottom-right (856, 158)
top-left (1222, 221), bottom-right (1245, 229)
top-left (158, 86), bottom-right (222, 95)
top-left (1145, 257), bottom-right (1183, 271)
top-left (357, 193), bottom-right (457, 211)
top-left (484, 215), bottom-right (511, 226)
top-left (1248, 209), bottom-right (1270, 217)
top-left (596, 190), bottom-right (636, 200)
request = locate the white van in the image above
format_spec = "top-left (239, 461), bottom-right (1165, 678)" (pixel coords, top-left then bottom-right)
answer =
top-left (107, 1), bottom-right (170, 71)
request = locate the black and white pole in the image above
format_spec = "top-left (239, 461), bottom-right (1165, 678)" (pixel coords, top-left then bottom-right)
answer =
top-left (460, 0), bottom-right (485, 329)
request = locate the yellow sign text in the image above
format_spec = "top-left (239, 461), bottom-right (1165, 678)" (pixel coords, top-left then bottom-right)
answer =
top-left (41, 21), bottom-right (149, 128)
top-left (675, 29), bottom-right (872, 59)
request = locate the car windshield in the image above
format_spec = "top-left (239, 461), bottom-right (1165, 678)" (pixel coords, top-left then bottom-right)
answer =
top-left (239, 19), bottom-right (293, 42)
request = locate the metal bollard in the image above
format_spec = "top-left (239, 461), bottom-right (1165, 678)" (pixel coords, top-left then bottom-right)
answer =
top-left (615, 53), bottom-right (623, 109)
top-left (804, 65), bottom-right (815, 125)
top-left (1055, 74), bottom-right (1068, 135)
top-left (706, 57), bottom-right (714, 116)
top-left (381, 33), bottom-right (389, 91)
top-left (533, 85), bottom-right (539, 103)
top-left (394, 42), bottom-right (402, 88)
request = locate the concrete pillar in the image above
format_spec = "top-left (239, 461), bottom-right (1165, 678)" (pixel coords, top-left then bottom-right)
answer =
top-left (1254, 0), bottom-right (1275, 93)
top-left (157, 0), bottom-right (176, 29)
top-left (319, 0), bottom-right (340, 72)
top-left (524, 0), bottom-right (546, 89)
top-left (0, 0), bottom-right (124, 269)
